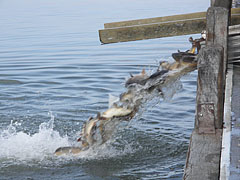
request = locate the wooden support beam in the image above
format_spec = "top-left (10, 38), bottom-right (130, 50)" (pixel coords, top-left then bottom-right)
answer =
top-left (206, 7), bottom-right (229, 86)
top-left (104, 8), bottom-right (240, 28)
top-left (104, 11), bottom-right (206, 29)
top-left (195, 46), bottom-right (224, 132)
top-left (99, 8), bottom-right (240, 44)
top-left (99, 18), bottom-right (206, 44)
top-left (184, 4), bottom-right (230, 179)
top-left (211, 0), bottom-right (233, 9)
top-left (194, 7), bottom-right (229, 133)
top-left (183, 130), bottom-right (222, 180)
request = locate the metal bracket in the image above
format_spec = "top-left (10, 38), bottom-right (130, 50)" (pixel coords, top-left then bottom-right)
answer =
top-left (197, 103), bottom-right (216, 134)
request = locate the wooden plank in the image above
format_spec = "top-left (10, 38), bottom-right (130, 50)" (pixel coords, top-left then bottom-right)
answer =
top-left (206, 7), bottom-right (229, 80)
top-left (183, 129), bottom-right (222, 180)
top-left (104, 8), bottom-right (240, 28)
top-left (229, 24), bottom-right (240, 35)
top-left (104, 12), bottom-right (206, 29)
top-left (99, 18), bottom-right (206, 44)
top-left (211, 0), bottom-right (233, 9)
top-left (231, 13), bottom-right (240, 26)
top-left (230, 66), bottom-right (240, 179)
top-left (228, 27), bottom-right (240, 63)
top-left (195, 46), bottom-right (224, 131)
top-left (99, 11), bottom-right (240, 44)
top-left (229, 51), bottom-right (240, 59)
top-left (220, 64), bottom-right (233, 180)
top-left (184, 3), bottom-right (232, 180)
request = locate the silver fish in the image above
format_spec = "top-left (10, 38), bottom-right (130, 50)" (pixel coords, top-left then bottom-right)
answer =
top-left (54, 146), bottom-right (82, 156)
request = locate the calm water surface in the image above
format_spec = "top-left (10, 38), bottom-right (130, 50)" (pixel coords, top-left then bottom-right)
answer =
top-left (0, 0), bottom-right (210, 179)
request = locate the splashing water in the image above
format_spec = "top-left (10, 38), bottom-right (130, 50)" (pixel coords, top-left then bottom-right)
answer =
top-left (0, 112), bottom-right (136, 168)
top-left (0, 112), bottom-right (70, 164)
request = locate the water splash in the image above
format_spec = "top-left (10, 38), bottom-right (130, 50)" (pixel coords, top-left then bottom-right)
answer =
top-left (0, 112), bottom-right (70, 164)
top-left (0, 112), bottom-right (135, 167)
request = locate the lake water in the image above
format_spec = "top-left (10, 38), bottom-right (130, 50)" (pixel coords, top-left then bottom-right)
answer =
top-left (0, 0), bottom-right (210, 179)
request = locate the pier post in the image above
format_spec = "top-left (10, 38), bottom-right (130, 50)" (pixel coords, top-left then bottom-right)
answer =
top-left (183, 0), bottom-right (232, 179)
top-left (196, 6), bottom-right (229, 133)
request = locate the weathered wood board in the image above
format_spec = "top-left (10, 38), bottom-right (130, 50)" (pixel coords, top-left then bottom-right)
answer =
top-left (104, 11), bottom-right (206, 28)
top-left (99, 8), bottom-right (240, 44)
top-left (230, 65), bottom-right (240, 179)
top-left (183, 129), bottom-right (222, 180)
top-left (228, 25), bottom-right (240, 63)
top-left (220, 64), bottom-right (233, 180)
top-left (195, 46), bottom-right (224, 131)
top-left (184, 5), bottom-right (231, 180)
top-left (206, 7), bottom-right (229, 89)
top-left (104, 8), bottom-right (240, 28)
top-left (100, 18), bottom-right (206, 44)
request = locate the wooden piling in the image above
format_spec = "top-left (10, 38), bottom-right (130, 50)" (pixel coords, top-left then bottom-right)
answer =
top-left (195, 46), bottom-right (224, 132)
top-left (183, 0), bottom-right (232, 179)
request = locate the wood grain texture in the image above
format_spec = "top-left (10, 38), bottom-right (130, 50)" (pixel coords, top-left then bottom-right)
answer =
top-left (104, 8), bottom-right (239, 29)
top-left (228, 25), bottom-right (240, 63)
top-left (183, 129), bottom-right (222, 180)
top-left (229, 66), bottom-right (240, 179)
top-left (99, 8), bottom-right (240, 44)
top-left (206, 7), bottom-right (229, 75)
top-left (219, 64), bottom-right (233, 180)
top-left (195, 46), bottom-right (224, 131)
top-left (99, 18), bottom-right (206, 44)
top-left (104, 11), bottom-right (206, 28)
top-left (211, 0), bottom-right (232, 9)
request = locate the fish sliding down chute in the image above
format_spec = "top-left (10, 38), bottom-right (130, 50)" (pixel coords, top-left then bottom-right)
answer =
top-left (54, 34), bottom-right (205, 156)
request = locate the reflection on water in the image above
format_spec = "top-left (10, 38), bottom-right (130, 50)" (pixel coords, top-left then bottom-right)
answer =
top-left (0, 0), bottom-right (209, 179)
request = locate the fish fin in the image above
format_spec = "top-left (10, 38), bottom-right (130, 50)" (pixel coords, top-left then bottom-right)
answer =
top-left (108, 94), bottom-right (119, 108)
top-left (129, 73), bottom-right (133, 77)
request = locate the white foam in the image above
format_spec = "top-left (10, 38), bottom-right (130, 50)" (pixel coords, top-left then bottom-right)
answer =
top-left (0, 112), bottom-right (135, 166)
top-left (0, 112), bottom-right (70, 162)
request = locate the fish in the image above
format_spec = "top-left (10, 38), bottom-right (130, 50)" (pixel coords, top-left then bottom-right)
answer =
top-left (120, 90), bottom-right (134, 103)
top-left (148, 69), bottom-right (169, 79)
top-left (125, 69), bottom-right (149, 87)
top-left (160, 61), bottom-right (180, 71)
top-left (54, 146), bottom-right (82, 156)
top-left (172, 51), bottom-right (196, 62)
top-left (55, 54), bottom-right (199, 156)
top-left (79, 116), bottom-right (98, 147)
top-left (102, 104), bottom-right (133, 119)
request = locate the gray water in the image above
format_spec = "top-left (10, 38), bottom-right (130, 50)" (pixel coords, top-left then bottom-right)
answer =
top-left (0, 0), bottom-right (210, 179)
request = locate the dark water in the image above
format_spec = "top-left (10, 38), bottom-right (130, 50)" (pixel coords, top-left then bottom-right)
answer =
top-left (0, 0), bottom-right (210, 179)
